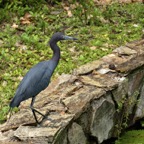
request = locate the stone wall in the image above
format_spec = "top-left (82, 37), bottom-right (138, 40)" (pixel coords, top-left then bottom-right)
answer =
top-left (0, 39), bottom-right (144, 144)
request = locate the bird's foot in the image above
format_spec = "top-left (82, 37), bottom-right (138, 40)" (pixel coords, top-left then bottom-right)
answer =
top-left (36, 123), bottom-right (41, 127)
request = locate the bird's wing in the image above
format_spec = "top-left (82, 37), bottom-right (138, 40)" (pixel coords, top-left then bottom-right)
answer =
top-left (15, 61), bottom-right (54, 100)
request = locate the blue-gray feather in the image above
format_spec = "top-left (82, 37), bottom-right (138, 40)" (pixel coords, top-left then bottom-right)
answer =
top-left (10, 60), bottom-right (57, 107)
top-left (9, 32), bottom-right (77, 113)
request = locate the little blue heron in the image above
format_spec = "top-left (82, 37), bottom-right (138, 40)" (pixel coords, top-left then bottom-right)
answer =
top-left (9, 32), bottom-right (77, 124)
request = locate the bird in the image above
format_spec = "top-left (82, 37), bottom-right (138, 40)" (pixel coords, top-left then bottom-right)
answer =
top-left (9, 32), bottom-right (77, 124)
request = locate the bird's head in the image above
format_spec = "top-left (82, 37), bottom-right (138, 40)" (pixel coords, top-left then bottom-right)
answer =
top-left (50, 32), bottom-right (78, 43)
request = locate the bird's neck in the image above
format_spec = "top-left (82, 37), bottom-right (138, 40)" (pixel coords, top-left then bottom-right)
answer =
top-left (50, 42), bottom-right (60, 62)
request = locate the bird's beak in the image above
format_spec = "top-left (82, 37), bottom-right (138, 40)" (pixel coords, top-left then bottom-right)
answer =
top-left (63, 35), bottom-right (78, 40)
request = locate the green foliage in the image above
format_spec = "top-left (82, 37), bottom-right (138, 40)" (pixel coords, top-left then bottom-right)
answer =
top-left (115, 86), bottom-right (140, 137)
top-left (0, 1), bottom-right (143, 124)
top-left (71, 0), bottom-right (102, 25)
top-left (0, 0), bottom-right (47, 7)
top-left (115, 130), bottom-right (144, 144)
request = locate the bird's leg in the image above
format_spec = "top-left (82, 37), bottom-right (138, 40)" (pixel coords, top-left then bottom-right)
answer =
top-left (30, 97), bottom-right (40, 124)
top-left (32, 109), bottom-right (49, 118)
top-left (30, 97), bottom-right (52, 125)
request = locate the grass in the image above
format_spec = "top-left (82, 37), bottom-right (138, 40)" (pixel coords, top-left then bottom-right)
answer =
top-left (0, 1), bottom-right (144, 123)
top-left (115, 130), bottom-right (144, 144)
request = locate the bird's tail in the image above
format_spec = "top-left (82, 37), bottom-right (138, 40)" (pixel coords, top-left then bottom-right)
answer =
top-left (8, 95), bottom-right (21, 122)
top-left (9, 96), bottom-right (21, 108)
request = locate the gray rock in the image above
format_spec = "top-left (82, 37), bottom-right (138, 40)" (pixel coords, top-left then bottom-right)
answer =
top-left (73, 60), bottom-right (104, 75)
top-left (68, 122), bottom-right (87, 144)
top-left (113, 46), bottom-right (137, 56)
top-left (135, 83), bottom-right (144, 120)
top-left (89, 94), bottom-right (115, 144)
